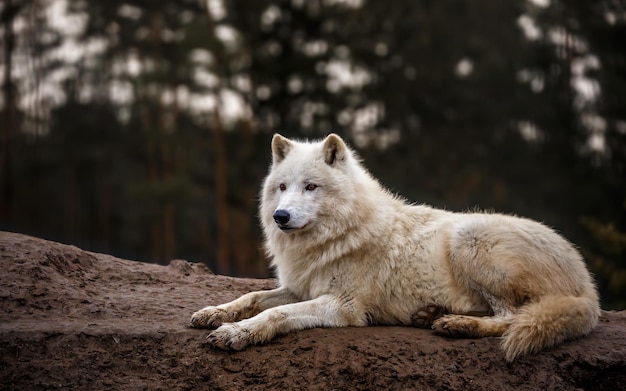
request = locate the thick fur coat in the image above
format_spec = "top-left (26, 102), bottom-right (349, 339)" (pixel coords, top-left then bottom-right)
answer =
top-left (191, 134), bottom-right (600, 361)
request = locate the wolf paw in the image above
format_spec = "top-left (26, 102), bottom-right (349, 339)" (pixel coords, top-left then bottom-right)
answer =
top-left (207, 324), bottom-right (253, 351)
top-left (432, 315), bottom-right (480, 338)
top-left (190, 307), bottom-right (234, 329)
top-left (411, 305), bottom-right (445, 328)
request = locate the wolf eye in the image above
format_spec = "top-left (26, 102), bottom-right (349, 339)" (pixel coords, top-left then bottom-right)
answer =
top-left (279, 183), bottom-right (287, 191)
top-left (305, 184), bottom-right (317, 191)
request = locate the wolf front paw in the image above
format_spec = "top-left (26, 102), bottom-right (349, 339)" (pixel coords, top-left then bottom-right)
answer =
top-left (207, 323), bottom-right (253, 351)
top-left (190, 307), bottom-right (234, 329)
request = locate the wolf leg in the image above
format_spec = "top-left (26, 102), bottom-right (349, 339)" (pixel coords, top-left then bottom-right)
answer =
top-left (435, 293), bottom-right (600, 362)
top-left (445, 219), bottom-right (599, 360)
top-left (207, 294), bottom-right (365, 350)
top-left (190, 287), bottom-right (299, 329)
top-left (432, 314), bottom-right (512, 338)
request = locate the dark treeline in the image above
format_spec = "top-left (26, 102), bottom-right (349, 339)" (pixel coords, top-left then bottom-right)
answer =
top-left (0, 0), bottom-right (624, 309)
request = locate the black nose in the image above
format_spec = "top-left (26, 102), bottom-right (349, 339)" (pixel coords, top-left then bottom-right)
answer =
top-left (273, 210), bottom-right (290, 225)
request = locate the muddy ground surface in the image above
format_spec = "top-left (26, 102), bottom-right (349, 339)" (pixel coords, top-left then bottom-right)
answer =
top-left (1, 231), bottom-right (625, 390)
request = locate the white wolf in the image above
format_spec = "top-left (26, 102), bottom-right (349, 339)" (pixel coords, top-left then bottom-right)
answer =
top-left (191, 133), bottom-right (600, 361)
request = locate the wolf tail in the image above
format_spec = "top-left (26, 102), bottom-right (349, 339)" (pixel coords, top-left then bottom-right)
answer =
top-left (502, 289), bottom-right (600, 361)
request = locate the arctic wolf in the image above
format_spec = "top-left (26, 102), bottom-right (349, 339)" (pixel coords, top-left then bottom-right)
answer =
top-left (191, 133), bottom-right (600, 361)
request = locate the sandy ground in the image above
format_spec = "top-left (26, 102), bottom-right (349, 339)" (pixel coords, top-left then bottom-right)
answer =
top-left (1, 231), bottom-right (625, 390)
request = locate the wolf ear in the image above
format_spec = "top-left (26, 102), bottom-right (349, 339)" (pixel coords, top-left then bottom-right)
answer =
top-left (271, 134), bottom-right (293, 164)
top-left (322, 134), bottom-right (348, 166)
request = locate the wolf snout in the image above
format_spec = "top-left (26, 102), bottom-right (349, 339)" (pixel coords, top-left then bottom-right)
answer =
top-left (273, 210), bottom-right (291, 225)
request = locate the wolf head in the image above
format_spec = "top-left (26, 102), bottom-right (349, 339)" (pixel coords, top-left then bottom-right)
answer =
top-left (260, 133), bottom-right (367, 237)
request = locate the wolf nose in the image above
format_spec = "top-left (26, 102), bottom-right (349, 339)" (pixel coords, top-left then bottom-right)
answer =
top-left (273, 210), bottom-right (291, 225)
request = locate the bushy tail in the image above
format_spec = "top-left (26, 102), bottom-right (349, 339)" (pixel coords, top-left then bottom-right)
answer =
top-left (502, 292), bottom-right (600, 361)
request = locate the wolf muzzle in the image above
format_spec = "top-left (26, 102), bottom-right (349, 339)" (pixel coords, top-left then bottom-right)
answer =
top-left (273, 210), bottom-right (291, 225)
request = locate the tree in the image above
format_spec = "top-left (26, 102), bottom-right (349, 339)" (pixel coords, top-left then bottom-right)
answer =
top-left (0, 0), bottom-right (20, 226)
top-left (2, 0), bottom-right (625, 307)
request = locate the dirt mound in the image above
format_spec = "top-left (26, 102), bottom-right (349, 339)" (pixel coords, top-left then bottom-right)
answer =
top-left (1, 232), bottom-right (625, 390)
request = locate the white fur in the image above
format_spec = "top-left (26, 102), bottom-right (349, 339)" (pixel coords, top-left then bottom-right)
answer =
top-left (191, 133), bottom-right (600, 361)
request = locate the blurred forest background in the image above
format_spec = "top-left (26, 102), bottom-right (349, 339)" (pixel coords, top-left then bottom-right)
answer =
top-left (0, 0), bottom-right (624, 309)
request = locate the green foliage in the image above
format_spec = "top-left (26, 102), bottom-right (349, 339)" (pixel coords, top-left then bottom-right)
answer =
top-left (582, 213), bottom-right (626, 309)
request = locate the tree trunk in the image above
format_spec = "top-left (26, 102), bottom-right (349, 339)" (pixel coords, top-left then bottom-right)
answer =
top-left (204, 3), bottom-right (236, 275)
top-left (212, 102), bottom-right (231, 275)
top-left (1, 0), bottom-right (18, 225)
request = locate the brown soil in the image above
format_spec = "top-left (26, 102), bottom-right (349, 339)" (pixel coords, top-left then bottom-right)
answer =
top-left (1, 231), bottom-right (625, 390)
